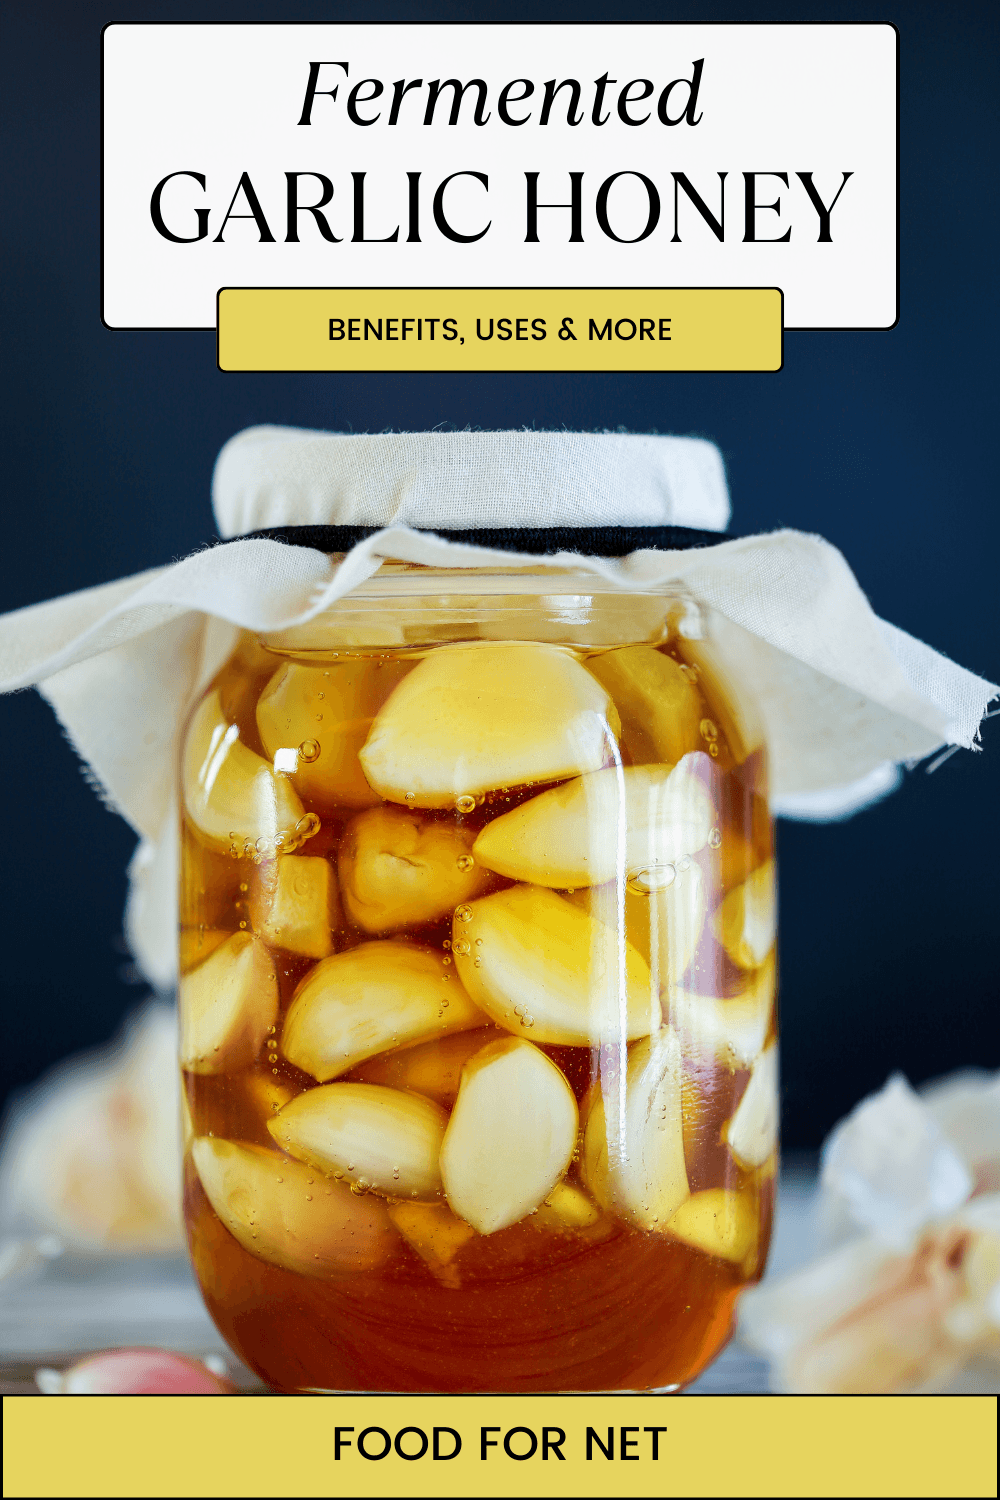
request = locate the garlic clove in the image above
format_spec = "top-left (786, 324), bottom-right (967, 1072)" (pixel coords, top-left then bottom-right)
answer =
top-left (350, 1027), bottom-right (497, 1107)
top-left (280, 940), bottom-right (484, 1081)
top-left (713, 859), bottom-right (776, 970)
top-left (180, 932), bottom-right (278, 1075)
top-left (533, 1180), bottom-right (604, 1231)
top-left (667, 951), bottom-right (776, 1071)
top-left (179, 927), bottom-right (231, 975)
top-left (387, 1200), bottom-right (477, 1281)
top-left (473, 757), bottom-right (714, 889)
top-left (358, 641), bottom-right (620, 808)
top-left (725, 1043), bottom-right (779, 1168)
top-left (339, 805), bottom-right (490, 934)
top-left (249, 854), bottom-right (339, 959)
top-left (268, 1082), bottom-right (448, 1200)
top-left (439, 1038), bottom-right (578, 1235)
top-left (569, 859), bottom-right (707, 994)
top-left (191, 1137), bottom-right (395, 1276)
top-left (256, 659), bottom-right (411, 811)
top-left (581, 1029), bottom-right (690, 1231)
top-left (587, 645), bottom-right (703, 764)
top-left (46, 1349), bottom-right (233, 1395)
top-left (665, 1188), bottom-right (759, 1268)
top-left (452, 884), bottom-right (658, 1047)
top-left (182, 689), bottom-right (305, 853)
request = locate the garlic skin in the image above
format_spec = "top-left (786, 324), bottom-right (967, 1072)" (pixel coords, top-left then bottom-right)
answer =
top-left (473, 757), bottom-right (715, 890)
top-left (268, 1082), bottom-right (448, 1200)
top-left (439, 1038), bottom-right (578, 1235)
top-left (256, 658), bottom-right (411, 811)
top-left (37, 1349), bottom-right (233, 1395)
top-left (713, 860), bottom-right (776, 970)
top-left (666, 1188), bottom-right (760, 1269)
top-left (179, 932), bottom-right (278, 1075)
top-left (191, 1137), bottom-right (395, 1276)
top-left (725, 1043), bottom-right (779, 1168)
top-left (280, 940), bottom-right (484, 1081)
top-left (587, 645), bottom-right (703, 765)
top-left (339, 805), bottom-right (489, 934)
top-left (452, 884), bottom-right (658, 1047)
top-left (350, 1027), bottom-right (497, 1107)
top-left (249, 854), bottom-right (339, 959)
top-left (182, 689), bottom-right (304, 852)
top-left (582, 1030), bottom-right (690, 1231)
top-left (358, 641), bottom-right (620, 808)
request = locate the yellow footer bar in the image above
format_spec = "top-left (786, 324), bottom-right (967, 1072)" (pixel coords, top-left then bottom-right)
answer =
top-left (217, 287), bottom-right (782, 372)
top-left (4, 1394), bottom-right (995, 1498)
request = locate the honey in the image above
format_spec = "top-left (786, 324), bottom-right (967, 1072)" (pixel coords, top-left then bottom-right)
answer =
top-left (179, 613), bottom-right (776, 1393)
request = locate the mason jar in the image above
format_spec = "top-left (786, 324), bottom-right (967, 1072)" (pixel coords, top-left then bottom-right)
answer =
top-left (178, 561), bottom-right (777, 1393)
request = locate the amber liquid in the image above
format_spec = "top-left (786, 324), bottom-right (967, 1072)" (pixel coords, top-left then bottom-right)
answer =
top-left (181, 633), bottom-right (775, 1393)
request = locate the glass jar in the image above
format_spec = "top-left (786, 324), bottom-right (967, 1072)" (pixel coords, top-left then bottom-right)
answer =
top-left (178, 564), bottom-right (777, 1393)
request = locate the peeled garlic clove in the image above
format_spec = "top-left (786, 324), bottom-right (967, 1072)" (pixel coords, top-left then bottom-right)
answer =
top-left (666, 1188), bottom-right (758, 1267)
top-left (256, 659), bottom-right (411, 811)
top-left (244, 1073), bottom-right (298, 1121)
top-left (668, 951), bottom-right (776, 1070)
top-left (572, 861), bottom-right (706, 994)
top-left (179, 927), bottom-right (231, 975)
top-left (339, 805), bottom-right (490, 934)
top-left (192, 1137), bottom-right (394, 1275)
top-left (182, 689), bottom-right (305, 853)
top-left (587, 646), bottom-right (703, 764)
top-left (725, 1043), bottom-right (778, 1168)
top-left (474, 758), bottom-right (714, 889)
top-left (180, 932), bottom-right (278, 1075)
top-left (388, 1200), bottom-right (477, 1284)
top-left (713, 860), bottom-right (776, 970)
top-left (268, 1082), bottom-right (447, 1200)
top-left (453, 885), bottom-right (658, 1046)
top-left (440, 1038), bottom-right (578, 1235)
top-left (249, 855), bottom-right (338, 959)
top-left (281, 940), bottom-right (484, 1081)
top-left (358, 641), bottom-right (620, 808)
top-left (533, 1181), bottom-right (603, 1231)
top-left (581, 1030), bottom-right (690, 1231)
top-left (350, 1027), bottom-right (497, 1107)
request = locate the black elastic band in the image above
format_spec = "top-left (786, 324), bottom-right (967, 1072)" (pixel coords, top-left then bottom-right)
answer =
top-left (233, 523), bottom-right (730, 557)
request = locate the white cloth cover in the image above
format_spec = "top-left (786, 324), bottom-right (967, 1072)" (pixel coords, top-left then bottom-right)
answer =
top-left (0, 426), bottom-right (994, 989)
top-left (213, 425), bottom-right (733, 533)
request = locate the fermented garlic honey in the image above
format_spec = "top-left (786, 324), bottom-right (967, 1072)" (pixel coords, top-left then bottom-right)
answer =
top-left (179, 576), bottom-right (777, 1392)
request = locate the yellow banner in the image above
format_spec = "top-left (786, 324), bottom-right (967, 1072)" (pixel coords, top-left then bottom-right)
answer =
top-left (4, 1394), bottom-right (995, 1498)
top-left (217, 287), bottom-right (782, 372)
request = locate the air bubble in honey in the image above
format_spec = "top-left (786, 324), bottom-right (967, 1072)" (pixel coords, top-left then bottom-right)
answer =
top-left (298, 739), bottom-right (321, 763)
top-left (626, 863), bottom-right (676, 894)
top-left (455, 795), bottom-right (476, 814)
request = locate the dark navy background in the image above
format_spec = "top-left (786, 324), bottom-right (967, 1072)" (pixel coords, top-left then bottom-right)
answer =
top-left (1, 1), bottom-right (997, 1146)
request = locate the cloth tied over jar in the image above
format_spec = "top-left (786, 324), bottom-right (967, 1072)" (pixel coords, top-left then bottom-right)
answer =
top-left (0, 425), bottom-right (994, 989)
